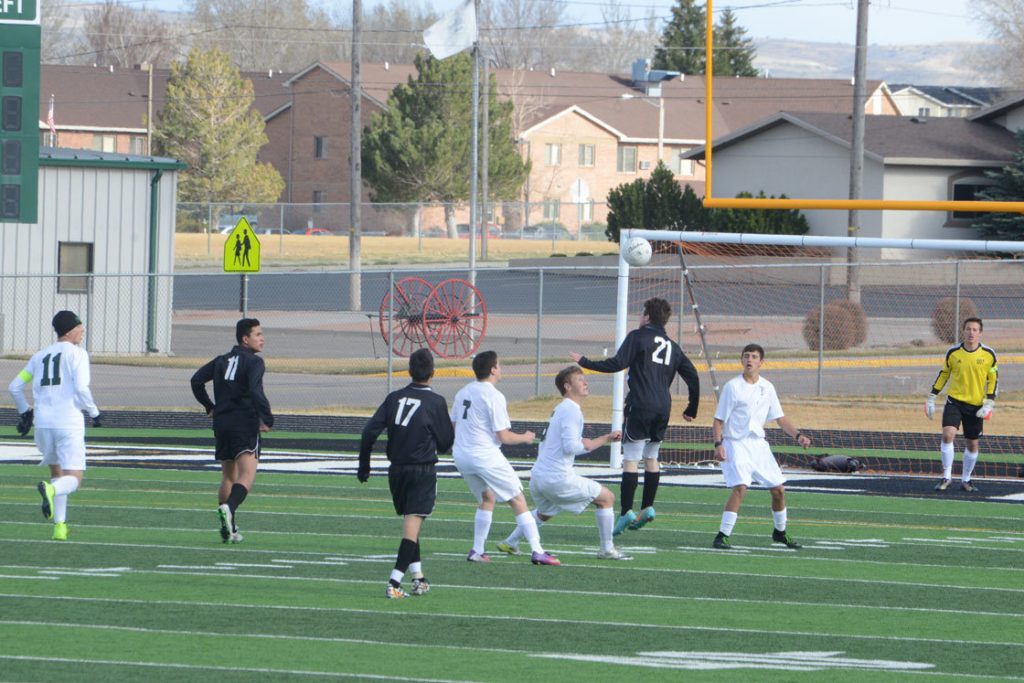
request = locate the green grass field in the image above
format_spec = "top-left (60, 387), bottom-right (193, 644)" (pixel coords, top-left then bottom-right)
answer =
top-left (0, 457), bottom-right (1022, 682)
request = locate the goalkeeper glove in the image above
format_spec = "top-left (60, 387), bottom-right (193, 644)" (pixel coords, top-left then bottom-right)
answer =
top-left (976, 399), bottom-right (995, 419)
top-left (15, 409), bottom-right (33, 437)
top-left (924, 395), bottom-right (936, 420)
top-left (91, 412), bottom-right (103, 428)
top-left (356, 465), bottom-right (370, 483)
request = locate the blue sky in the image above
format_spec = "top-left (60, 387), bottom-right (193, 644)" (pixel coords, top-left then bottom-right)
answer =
top-left (145, 0), bottom-right (988, 45)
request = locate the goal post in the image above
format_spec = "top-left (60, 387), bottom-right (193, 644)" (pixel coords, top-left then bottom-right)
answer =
top-left (608, 229), bottom-right (1024, 478)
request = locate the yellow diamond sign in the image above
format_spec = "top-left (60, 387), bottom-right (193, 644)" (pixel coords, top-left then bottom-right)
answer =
top-left (223, 217), bottom-right (261, 272)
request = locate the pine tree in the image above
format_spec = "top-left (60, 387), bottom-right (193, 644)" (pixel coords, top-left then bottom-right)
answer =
top-left (607, 162), bottom-right (704, 241)
top-left (715, 8), bottom-right (759, 77)
top-left (973, 129), bottom-right (1024, 240)
top-left (652, 0), bottom-right (706, 74)
top-left (154, 48), bottom-right (284, 204)
top-left (362, 52), bottom-right (530, 236)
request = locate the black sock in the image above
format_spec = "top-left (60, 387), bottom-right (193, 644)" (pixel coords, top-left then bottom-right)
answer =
top-left (395, 537), bottom-right (417, 573)
top-left (413, 539), bottom-right (421, 564)
top-left (641, 471), bottom-right (661, 510)
top-left (226, 483), bottom-right (248, 514)
top-left (389, 578), bottom-right (401, 588)
top-left (620, 472), bottom-right (639, 516)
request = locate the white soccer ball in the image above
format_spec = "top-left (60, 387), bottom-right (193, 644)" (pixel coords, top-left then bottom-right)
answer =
top-left (622, 236), bottom-right (653, 267)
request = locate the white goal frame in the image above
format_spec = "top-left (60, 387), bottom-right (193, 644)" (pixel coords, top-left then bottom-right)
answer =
top-left (607, 229), bottom-right (1024, 467)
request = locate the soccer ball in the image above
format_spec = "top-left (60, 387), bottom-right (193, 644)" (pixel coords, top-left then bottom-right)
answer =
top-left (622, 236), bottom-right (652, 267)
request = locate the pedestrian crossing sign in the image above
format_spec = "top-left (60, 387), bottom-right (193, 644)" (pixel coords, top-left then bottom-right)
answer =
top-left (223, 217), bottom-right (261, 272)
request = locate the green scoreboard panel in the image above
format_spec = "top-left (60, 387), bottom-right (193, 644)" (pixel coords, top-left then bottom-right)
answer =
top-left (0, 0), bottom-right (41, 224)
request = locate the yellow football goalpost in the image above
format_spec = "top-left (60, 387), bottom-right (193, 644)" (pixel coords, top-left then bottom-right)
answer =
top-left (701, 0), bottom-right (1024, 214)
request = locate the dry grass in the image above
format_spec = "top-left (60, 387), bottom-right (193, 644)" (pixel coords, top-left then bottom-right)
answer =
top-left (175, 233), bottom-right (617, 268)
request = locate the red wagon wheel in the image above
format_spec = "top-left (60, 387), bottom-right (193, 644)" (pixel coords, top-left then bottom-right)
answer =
top-left (423, 278), bottom-right (487, 359)
top-left (379, 276), bottom-right (433, 357)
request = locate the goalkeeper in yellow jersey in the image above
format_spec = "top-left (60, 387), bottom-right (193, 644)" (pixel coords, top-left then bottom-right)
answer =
top-left (925, 317), bottom-right (998, 492)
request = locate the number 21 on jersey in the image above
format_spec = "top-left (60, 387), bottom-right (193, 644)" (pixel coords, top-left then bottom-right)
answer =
top-left (651, 337), bottom-right (671, 365)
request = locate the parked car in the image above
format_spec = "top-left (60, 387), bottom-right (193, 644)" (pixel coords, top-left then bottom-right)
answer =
top-left (456, 223), bottom-right (502, 239)
top-left (217, 213), bottom-right (258, 234)
top-left (290, 227), bottom-right (334, 236)
top-left (525, 224), bottom-right (573, 241)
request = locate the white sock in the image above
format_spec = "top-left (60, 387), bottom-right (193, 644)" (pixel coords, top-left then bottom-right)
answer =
top-left (54, 495), bottom-right (68, 524)
top-left (773, 508), bottom-right (788, 532)
top-left (962, 450), bottom-right (979, 482)
top-left (52, 476), bottom-right (79, 496)
top-left (720, 510), bottom-right (738, 536)
top-left (516, 510), bottom-right (544, 554)
top-left (595, 507), bottom-right (614, 551)
top-left (940, 441), bottom-right (954, 479)
top-left (389, 569), bottom-right (404, 585)
top-left (473, 509), bottom-right (492, 555)
top-left (408, 561), bottom-right (422, 578)
top-left (503, 509), bottom-right (541, 547)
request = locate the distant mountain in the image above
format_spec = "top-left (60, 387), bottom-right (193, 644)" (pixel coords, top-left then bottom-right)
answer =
top-left (753, 39), bottom-right (998, 86)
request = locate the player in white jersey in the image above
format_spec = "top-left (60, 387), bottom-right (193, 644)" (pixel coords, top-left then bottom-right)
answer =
top-left (450, 350), bottom-right (560, 566)
top-left (711, 344), bottom-right (808, 550)
top-left (8, 311), bottom-right (102, 541)
top-left (497, 366), bottom-right (630, 560)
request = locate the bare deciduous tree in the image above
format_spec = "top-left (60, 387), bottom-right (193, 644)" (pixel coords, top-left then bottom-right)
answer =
top-left (480, 0), bottom-right (565, 70)
top-left (971, 0), bottom-right (1024, 86)
top-left (79, 0), bottom-right (182, 67)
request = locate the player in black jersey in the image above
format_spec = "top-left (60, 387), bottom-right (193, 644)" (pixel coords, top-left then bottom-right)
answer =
top-left (571, 297), bottom-right (700, 535)
top-left (191, 318), bottom-right (274, 544)
top-left (359, 348), bottom-right (455, 599)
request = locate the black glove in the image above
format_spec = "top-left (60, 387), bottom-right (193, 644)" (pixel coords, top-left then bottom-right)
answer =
top-left (91, 412), bottom-right (103, 428)
top-left (356, 464), bottom-right (370, 483)
top-left (15, 409), bottom-right (33, 437)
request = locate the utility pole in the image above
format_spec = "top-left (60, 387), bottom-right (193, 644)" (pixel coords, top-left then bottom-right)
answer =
top-left (480, 54), bottom-right (490, 260)
top-left (846, 0), bottom-right (869, 304)
top-left (349, 0), bottom-right (363, 311)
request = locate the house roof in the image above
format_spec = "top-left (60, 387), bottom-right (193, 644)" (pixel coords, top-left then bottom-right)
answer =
top-left (39, 64), bottom-right (293, 132)
top-left (682, 111), bottom-right (1017, 166)
top-left (889, 84), bottom-right (1007, 108)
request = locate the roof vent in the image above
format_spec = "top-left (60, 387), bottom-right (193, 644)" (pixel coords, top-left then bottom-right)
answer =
top-left (549, 67), bottom-right (556, 77)
top-left (910, 116), bottom-right (927, 123)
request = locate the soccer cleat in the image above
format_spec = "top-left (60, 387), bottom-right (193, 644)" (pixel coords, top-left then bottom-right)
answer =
top-left (466, 550), bottom-right (491, 563)
top-left (37, 481), bottom-right (55, 520)
top-left (217, 504), bottom-right (233, 543)
top-left (613, 510), bottom-right (637, 536)
top-left (496, 541), bottom-right (521, 556)
top-left (530, 551), bottom-right (561, 566)
top-left (772, 528), bottom-right (802, 549)
top-left (712, 531), bottom-right (732, 549)
top-left (629, 507), bottom-right (656, 530)
top-left (961, 481), bottom-right (979, 492)
top-left (934, 478), bottom-right (952, 491)
top-left (385, 584), bottom-right (408, 599)
top-left (228, 531), bottom-right (244, 543)
top-left (52, 523), bottom-right (68, 541)
top-left (410, 578), bottom-right (430, 596)
top-left (596, 547), bottom-right (633, 561)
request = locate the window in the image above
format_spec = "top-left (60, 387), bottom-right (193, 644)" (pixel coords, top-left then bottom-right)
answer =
top-left (578, 144), bottom-right (594, 167)
top-left (314, 136), bottom-right (328, 159)
top-left (91, 134), bottom-right (116, 153)
top-left (617, 146), bottom-right (637, 173)
top-left (312, 190), bottom-right (324, 213)
top-left (675, 151), bottom-right (695, 176)
top-left (58, 242), bottom-right (93, 293)
top-left (542, 199), bottom-right (560, 221)
top-left (950, 181), bottom-right (991, 221)
top-left (40, 131), bottom-right (57, 147)
top-left (576, 201), bottom-right (593, 223)
top-left (130, 136), bottom-right (146, 155)
top-left (917, 107), bottom-right (931, 117)
top-left (544, 143), bottom-right (561, 166)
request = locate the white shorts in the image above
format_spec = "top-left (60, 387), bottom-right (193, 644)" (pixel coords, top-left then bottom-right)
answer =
top-left (454, 451), bottom-right (523, 503)
top-left (529, 472), bottom-right (602, 517)
top-left (622, 440), bottom-right (660, 462)
top-left (35, 427), bottom-right (87, 471)
top-left (720, 437), bottom-right (784, 489)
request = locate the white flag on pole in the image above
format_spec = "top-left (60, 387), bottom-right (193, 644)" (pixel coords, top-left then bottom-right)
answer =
top-left (423, 0), bottom-right (477, 60)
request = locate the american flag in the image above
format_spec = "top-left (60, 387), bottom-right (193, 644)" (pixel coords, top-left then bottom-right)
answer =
top-left (47, 94), bottom-right (56, 138)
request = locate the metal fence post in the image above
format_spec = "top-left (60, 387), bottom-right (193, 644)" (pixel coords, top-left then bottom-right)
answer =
top-left (535, 268), bottom-right (543, 397)
top-left (387, 269), bottom-right (394, 394)
top-left (954, 260), bottom-right (962, 345)
top-left (817, 264), bottom-right (826, 396)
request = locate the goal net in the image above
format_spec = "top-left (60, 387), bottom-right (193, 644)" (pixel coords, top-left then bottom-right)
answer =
top-left (610, 230), bottom-right (1024, 481)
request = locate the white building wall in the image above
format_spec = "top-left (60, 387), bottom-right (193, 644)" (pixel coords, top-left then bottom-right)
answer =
top-left (0, 163), bottom-right (177, 354)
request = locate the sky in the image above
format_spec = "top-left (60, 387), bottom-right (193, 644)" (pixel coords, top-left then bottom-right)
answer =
top-left (142, 0), bottom-right (989, 46)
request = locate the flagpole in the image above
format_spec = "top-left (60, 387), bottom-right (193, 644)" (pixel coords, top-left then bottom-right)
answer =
top-left (468, 0), bottom-right (480, 287)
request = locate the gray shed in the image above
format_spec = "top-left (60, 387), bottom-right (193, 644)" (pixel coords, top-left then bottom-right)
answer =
top-left (0, 148), bottom-right (184, 354)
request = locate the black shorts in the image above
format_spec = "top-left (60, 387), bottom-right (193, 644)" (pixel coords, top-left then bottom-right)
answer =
top-left (623, 404), bottom-right (668, 444)
top-left (942, 397), bottom-right (984, 440)
top-left (214, 426), bottom-right (261, 461)
top-left (389, 463), bottom-right (437, 516)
